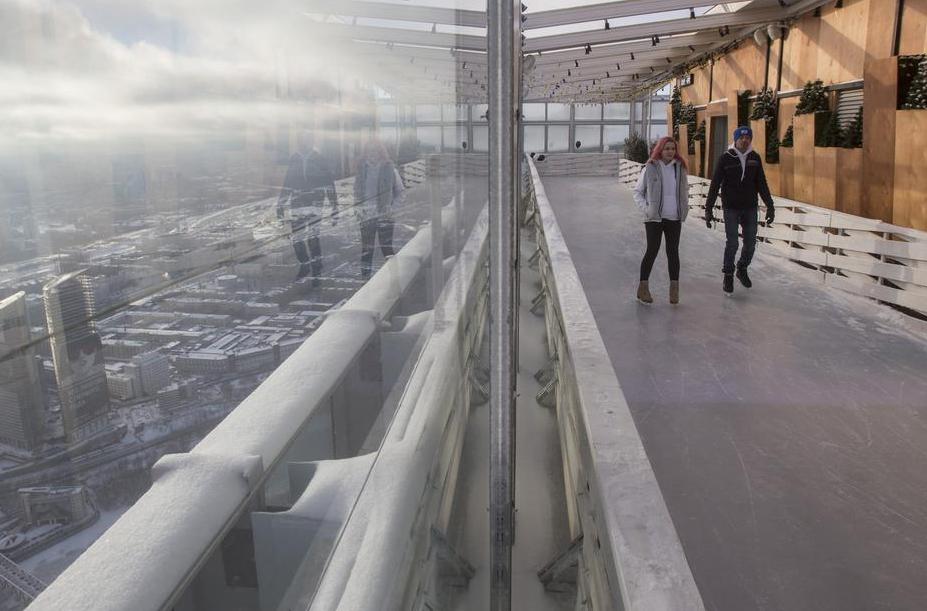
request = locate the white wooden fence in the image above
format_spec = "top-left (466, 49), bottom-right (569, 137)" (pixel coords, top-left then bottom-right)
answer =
top-left (619, 160), bottom-right (927, 317)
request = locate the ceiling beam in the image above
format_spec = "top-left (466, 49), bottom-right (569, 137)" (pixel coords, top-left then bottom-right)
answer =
top-left (302, 0), bottom-right (486, 29)
top-left (528, 31), bottom-right (722, 65)
top-left (524, 0), bottom-right (730, 30)
top-left (308, 21), bottom-right (486, 51)
top-left (524, 7), bottom-right (786, 53)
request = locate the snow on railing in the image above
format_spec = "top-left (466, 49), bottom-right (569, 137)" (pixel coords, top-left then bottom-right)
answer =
top-left (28, 197), bottom-right (460, 611)
top-left (526, 157), bottom-right (705, 611)
top-left (619, 160), bottom-right (927, 317)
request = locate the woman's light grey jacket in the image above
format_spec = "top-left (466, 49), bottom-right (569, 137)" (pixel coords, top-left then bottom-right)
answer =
top-left (631, 160), bottom-right (690, 222)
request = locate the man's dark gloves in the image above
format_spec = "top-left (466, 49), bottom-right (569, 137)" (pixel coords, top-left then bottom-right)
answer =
top-left (765, 207), bottom-right (775, 226)
top-left (705, 212), bottom-right (715, 229)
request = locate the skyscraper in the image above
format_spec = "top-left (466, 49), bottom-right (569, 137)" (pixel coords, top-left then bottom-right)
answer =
top-left (44, 271), bottom-right (110, 443)
top-left (0, 292), bottom-right (44, 450)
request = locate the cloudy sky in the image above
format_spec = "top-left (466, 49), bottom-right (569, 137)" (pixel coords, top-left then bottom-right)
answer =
top-left (0, 0), bottom-right (390, 149)
top-left (0, 0), bottom-right (695, 151)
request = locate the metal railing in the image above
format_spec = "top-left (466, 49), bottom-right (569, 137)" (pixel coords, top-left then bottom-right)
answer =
top-left (525, 157), bottom-right (705, 611)
top-left (619, 160), bottom-right (927, 317)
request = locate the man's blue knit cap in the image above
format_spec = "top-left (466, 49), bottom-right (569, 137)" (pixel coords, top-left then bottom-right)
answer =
top-left (733, 125), bottom-right (753, 140)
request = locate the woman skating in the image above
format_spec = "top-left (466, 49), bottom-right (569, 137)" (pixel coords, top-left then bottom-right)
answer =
top-left (631, 136), bottom-right (690, 304)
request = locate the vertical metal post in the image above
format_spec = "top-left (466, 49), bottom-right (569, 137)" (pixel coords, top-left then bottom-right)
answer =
top-left (488, 1), bottom-right (518, 610)
top-left (429, 156), bottom-right (444, 321)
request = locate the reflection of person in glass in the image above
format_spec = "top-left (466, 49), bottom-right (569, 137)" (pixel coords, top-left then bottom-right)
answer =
top-left (276, 130), bottom-right (338, 283)
top-left (353, 140), bottom-right (404, 280)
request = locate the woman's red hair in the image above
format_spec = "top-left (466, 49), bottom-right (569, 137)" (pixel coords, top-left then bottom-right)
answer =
top-left (648, 136), bottom-right (688, 170)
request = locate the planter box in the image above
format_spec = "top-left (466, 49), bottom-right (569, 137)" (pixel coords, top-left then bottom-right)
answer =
top-left (793, 113), bottom-right (816, 203)
top-left (813, 147), bottom-right (838, 209)
top-left (836, 148), bottom-right (863, 216)
top-left (894, 110), bottom-right (927, 231)
top-left (779, 149), bottom-right (795, 199)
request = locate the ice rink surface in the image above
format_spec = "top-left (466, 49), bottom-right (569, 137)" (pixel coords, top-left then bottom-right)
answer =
top-left (543, 175), bottom-right (927, 611)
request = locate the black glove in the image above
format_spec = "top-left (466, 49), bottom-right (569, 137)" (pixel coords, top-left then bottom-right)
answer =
top-left (705, 212), bottom-right (714, 229)
top-left (765, 207), bottom-right (775, 226)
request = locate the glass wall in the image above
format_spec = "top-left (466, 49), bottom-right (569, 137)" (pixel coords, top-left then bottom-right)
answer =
top-left (0, 1), bottom-right (489, 610)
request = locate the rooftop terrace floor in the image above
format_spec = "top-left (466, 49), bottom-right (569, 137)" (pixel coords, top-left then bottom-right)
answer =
top-left (543, 175), bottom-right (927, 611)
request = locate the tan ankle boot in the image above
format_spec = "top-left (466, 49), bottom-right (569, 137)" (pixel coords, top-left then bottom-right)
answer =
top-left (637, 280), bottom-right (653, 304)
top-left (669, 280), bottom-right (679, 304)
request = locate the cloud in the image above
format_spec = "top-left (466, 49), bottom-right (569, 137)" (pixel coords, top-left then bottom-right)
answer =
top-left (0, 0), bottom-right (362, 148)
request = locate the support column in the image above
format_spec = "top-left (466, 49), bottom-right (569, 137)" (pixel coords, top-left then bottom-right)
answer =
top-left (488, 2), bottom-right (519, 610)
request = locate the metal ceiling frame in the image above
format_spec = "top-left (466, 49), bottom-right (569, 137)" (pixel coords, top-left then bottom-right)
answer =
top-left (313, 0), bottom-right (838, 102)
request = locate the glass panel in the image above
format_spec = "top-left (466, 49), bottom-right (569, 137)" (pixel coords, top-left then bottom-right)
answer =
top-left (473, 125), bottom-right (489, 151)
top-left (377, 104), bottom-right (398, 124)
top-left (574, 103), bottom-right (602, 120)
top-left (546, 103), bottom-right (571, 121)
top-left (443, 125), bottom-right (468, 152)
top-left (1, 2), bottom-right (491, 609)
top-left (416, 126), bottom-right (442, 153)
top-left (522, 103), bottom-right (546, 121)
top-left (547, 125), bottom-right (570, 152)
top-left (523, 126), bottom-right (546, 154)
top-left (604, 102), bottom-right (631, 120)
top-left (574, 125), bottom-right (602, 152)
top-left (443, 104), bottom-right (469, 122)
top-left (416, 104), bottom-right (442, 122)
top-left (473, 103), bottom-right (489, 122)
top-left (604, 124), bottom-right (631, 151)
top-left (650, 123), bottom-right (669, 140)
top-left (651, 101), bottom-right (669, 121)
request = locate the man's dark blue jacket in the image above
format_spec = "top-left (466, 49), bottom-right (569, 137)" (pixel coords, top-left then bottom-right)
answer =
top-left (705, 148), bottom-right (775, 216)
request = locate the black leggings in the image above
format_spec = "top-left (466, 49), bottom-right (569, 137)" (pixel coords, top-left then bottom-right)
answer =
top-left (640, 220), bottom-right (681, 281)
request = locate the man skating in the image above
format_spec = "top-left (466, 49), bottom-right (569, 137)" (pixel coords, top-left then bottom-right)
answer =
top-left (704, 126), bottom-right (775, 293)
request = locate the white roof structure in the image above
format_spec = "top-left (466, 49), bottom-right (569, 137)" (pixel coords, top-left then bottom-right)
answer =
top-left (302, 0), bottom-right (835, 102)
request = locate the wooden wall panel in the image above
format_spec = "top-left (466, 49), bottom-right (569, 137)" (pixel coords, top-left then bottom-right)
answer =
top-left (750, 119), bottom-right (768, 164)
top-left (793, 113), bottom-right (816, 202)
top-left (765, 162), bottom-right (781, 196)
top-left (866, 0), bottom-right (899, 63)
top-left (899, 0), bottom-right (927, 54)
top-left (816, 0), bottom-right (870, 84)
top-left (779, 149), bottom-right (795, 199)
top-left (893, 111), bottom-right (927, 231)
top-left (813, 147), bottom-right (838, 209)
top-left (781, 16), bottom-right (822, 90)
top-left (768, 38), bottom-right (783, 92)
top-left (705, 101), bottom-right (728, 176)
top-left (682, 65), bottom-right (711, 106)
top-left (863, 56), bottom-right (898, 222)
top-left (779, 98), bottom-right (798, 141)
top-left (678, 124), bottom-right (691, 170)
top-left (837, 148), bottom-right (864, 216)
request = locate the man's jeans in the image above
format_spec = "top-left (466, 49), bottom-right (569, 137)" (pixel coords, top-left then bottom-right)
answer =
top-left (722, 207), bottom-right (758, 274)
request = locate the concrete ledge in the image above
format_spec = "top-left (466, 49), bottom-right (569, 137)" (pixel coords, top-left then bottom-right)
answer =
top-left (528, 157), bottom-right (705, 611)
